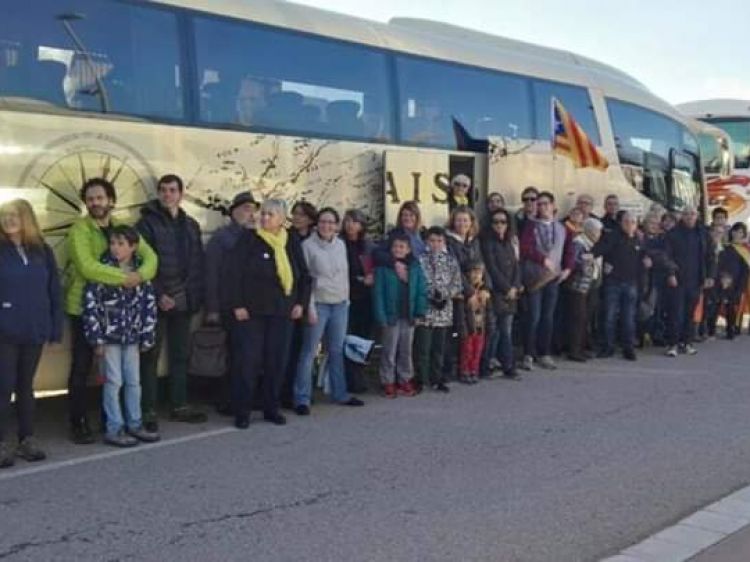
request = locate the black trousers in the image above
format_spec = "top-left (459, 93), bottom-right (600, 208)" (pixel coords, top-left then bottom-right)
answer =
top-left (345, 296), bottom-right (373, 393)
top-left (280, 320), bottom-right (304, 406)
top-left (666, 285), bottom-right (701, 346)
top-left (68, 315), bottom-right (93, 423)
top-left (230, 315), bottom-right (292, 417)
top-left (0, 342), bottom-right (43, 442)
top-left (568, 291), bottom-right (588, 357)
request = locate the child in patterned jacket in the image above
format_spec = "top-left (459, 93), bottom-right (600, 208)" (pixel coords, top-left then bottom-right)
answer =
top-left (82, 225), bottom-right (159, 447)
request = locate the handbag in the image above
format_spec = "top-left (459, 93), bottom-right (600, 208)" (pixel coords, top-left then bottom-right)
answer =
top-left (187, 325), bottom-right (228, 378)
top-left (521, 260), bottom-right (558, 292)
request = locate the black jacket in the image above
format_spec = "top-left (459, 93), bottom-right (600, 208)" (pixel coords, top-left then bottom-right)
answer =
top-left (718, 245), bottom-right (749, 298)
top-left (664, 224), bottom-right (716, 289)
top-left (595, 230), bottom-right (643, 285)
top-left (226, 229), bottom-right (311, 317)
top-left (479, 230), bottom-right (521, 296)
top-left (136, 200), bottom-right (205, 313)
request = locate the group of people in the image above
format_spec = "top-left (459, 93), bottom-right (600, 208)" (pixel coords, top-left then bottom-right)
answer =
top-left (0, 172), bottom-right (746, 468)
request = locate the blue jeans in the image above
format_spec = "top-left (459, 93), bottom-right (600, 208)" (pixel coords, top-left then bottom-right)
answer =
top-left (102, 344), bottom-right (141, 436)
top-left (494, 313), bottom-right (515, 372)
top-left (604, 282), bottom-right (638, 352)
top-left (524, 282), bottom-right (559, 357)
top-left (295, 302), bottom-right (350, 406)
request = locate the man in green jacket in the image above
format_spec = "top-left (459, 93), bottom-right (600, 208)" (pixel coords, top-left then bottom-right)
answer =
top-left (66, 178), bottom-right (158, 444)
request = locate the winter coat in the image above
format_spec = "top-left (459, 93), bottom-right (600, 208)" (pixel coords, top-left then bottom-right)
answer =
top-left (225, 229), bottom-right (311, 318)
top-left (64, 216), bottom-right (158, 315)
top-left (136, 200), bottom-right (204, 313)
top-left (0, 243), bottom-right (63, 344)
top-left (82, 254), bottom-right (157, 348)
top-left (204, 221), bottom-right (245, 315)
top-left (343, 235), bottom-right (375, 302)
top-left (567, 234), bottom-right (602, 295)
top-left (446, 231), bottom-right (485, 295)
top-left (372, 258), bottom-right (428, 327)
top-left (718, 244), bottom-right (750, 299)
top-left (595, 230), bottom-right (643, 286)
top-left (664, 224), bottom-right (716, 289)
top-left (480, 229), bottom-right (522, 314)
top-left (417, 249), bottom-right (463, 328)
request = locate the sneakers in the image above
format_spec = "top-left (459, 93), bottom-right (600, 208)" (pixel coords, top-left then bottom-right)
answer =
top-left (104, 430), bottom-right (138, 448)
top-left (383, 383), bottom-right (397, 399)
top-left (70, 418), bottom-right (95, 445)
top-left (622, 348), bottom-right (637, 361)
top-left (294, 405), bottom-right (311, 416)
top-left (397, 381), bottom-right (417, 397)
top-left (16, 437), bottom-right (46, 462)
top-left (469, 374), bottom-right (480, 384)
top-left (170, 406), bottom-right (207, 424)
top-left (0, 442), bottom-right (14, 469)
top-left (341, 397), bottom-right (365, 407)
top-left (665, 346), bottom-right (678, 357)
top-left (488, 358), bottom-right (502, 372)
top-left (538, 355), bottom-right (557, 370)
top-left (680, 343), bottom-right (698, 356)
top-left (127, 427), bottom-right (160, 443)
top-left (432, 382), bottom-right (450, 393)
top-left (520, 355), bottom-right (534, 371)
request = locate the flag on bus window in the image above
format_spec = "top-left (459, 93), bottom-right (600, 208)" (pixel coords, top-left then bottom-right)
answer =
top-left (552, 98), bottom-right (609, 170)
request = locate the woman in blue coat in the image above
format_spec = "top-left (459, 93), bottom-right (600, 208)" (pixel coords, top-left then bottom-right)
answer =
top-left (0, 199), bottom-right (62, 468)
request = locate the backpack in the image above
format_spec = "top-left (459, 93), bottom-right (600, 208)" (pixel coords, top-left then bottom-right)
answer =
top-left (187, 325), bottom-right (228, 378)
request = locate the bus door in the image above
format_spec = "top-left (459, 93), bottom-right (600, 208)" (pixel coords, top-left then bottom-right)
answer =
top-left (383, 150), bottom-right (476, 229)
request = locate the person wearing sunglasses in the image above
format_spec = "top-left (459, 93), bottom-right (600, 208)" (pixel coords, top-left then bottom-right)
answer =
top-left (448, 174), bottom-right (473, 213)
top-left (480, 208), bottom-right (522, 379)
top-left (515, 186), bottom-right (539, 237)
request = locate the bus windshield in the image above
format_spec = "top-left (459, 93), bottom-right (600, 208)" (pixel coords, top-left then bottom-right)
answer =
top-left (698, 132), bottom-right (732, 177)
top-left (704, 118), bottom-right (750, 169)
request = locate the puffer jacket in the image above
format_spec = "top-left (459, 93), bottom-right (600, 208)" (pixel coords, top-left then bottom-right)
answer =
top-left (82, 254), bottom-right (157, 348)
top-left (136, 200), bottom-right (204, 313)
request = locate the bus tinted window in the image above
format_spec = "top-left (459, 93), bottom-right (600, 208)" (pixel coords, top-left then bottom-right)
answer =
top-left (396, 56), bottom-right (532, 149)
top-left (193, 18), bottom-right (393, 142)
top-left (0, 0), bottom-right (183, 119)
top-left (532, 80), bottom-right (600, 144)
top-left (608, 98), bottom-right (700, 210)
top-left (705, 119), bottom-right (750, 169)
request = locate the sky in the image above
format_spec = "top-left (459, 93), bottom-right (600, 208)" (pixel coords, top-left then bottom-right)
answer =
top-left (294, 0), bottom-right (750, 106)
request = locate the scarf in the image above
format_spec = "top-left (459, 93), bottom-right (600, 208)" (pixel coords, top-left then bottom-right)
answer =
top-left (454, 194), bottom-right (469, 206)
top-left (256, 228), bottom-right (293, 296)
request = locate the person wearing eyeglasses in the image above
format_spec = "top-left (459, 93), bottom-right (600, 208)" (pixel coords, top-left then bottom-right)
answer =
top-left (519, 191), bottom-right (574, 371)
top-left (515, 186), bottom-right (539, 237)
top-left (447, 174), bottom-right (473, 212)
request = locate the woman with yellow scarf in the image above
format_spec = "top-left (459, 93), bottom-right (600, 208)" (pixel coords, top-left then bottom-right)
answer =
top-left (225, 199), bottom-right (311, 429)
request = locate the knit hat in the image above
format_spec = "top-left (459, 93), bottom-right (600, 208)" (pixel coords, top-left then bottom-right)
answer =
top-left (583, 217), bottom-right (603, 239)
top-left (229, 191), bottom-right (258, 214)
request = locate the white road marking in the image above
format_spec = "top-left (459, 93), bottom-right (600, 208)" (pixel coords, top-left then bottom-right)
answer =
top-left (601, 485), bottom-right (750, 561)
top-left (0, 427), bottom-right (237, 483)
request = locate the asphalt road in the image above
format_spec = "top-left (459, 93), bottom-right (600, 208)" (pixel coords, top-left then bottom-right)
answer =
top-left (2, 339), bottom-right (750, 562)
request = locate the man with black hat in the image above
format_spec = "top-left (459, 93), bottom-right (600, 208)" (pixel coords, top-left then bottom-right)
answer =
top-left (205, 191), bottom-right (260, 324)
top-left (204, 191), bottom-right (260, 414)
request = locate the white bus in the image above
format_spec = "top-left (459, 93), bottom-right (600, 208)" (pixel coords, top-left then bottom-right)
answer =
top-left (1, 0), bottom-right (705, 391)
top-left (678, 99), bottom-right (750, 221)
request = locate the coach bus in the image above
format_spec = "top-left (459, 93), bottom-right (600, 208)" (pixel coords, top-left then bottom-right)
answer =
top-left (0, 0), bottom-right (705, 391)
top-left (678, 99), bottom-right (750, 222)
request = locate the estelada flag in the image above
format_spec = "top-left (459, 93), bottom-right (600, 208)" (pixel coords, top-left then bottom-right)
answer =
top-left (552, 98), bottom-right (609, 170)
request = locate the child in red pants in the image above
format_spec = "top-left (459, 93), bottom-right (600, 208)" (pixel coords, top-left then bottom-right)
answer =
top-left (458, 261), bottom-right (491, 384)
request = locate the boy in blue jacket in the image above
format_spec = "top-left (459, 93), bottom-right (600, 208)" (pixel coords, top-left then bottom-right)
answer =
top-left (373, 233), bottom-right (428, 398)
top-left (82, 226), bottom-right (159, 447)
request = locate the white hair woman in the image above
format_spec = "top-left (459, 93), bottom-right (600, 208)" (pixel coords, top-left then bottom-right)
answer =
top-left (225, 199), bottom-right (311, 428)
